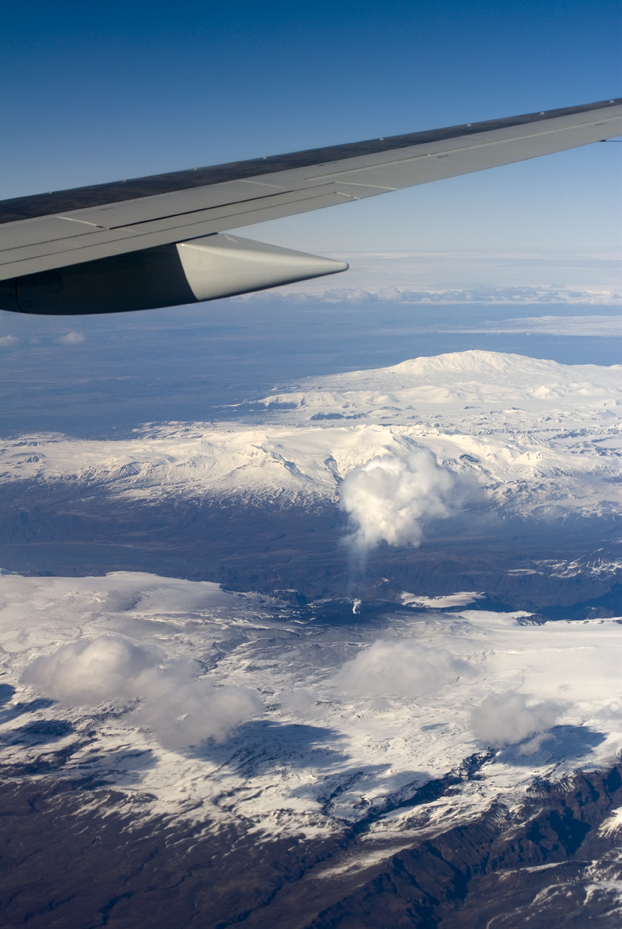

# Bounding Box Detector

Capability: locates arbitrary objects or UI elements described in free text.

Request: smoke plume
[339,449,470,560]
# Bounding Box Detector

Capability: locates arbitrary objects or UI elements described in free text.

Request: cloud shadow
[0,718,75,745]
[496,725,607,767]
[189,719,349,774]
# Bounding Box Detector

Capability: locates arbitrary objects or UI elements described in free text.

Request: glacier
[0,570,621,836]
[1,351,620,526]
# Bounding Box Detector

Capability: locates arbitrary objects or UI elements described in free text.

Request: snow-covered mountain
[1,570,621,834]
[1,571,621,926]
[2,351,622,925]
[1,351,620,525]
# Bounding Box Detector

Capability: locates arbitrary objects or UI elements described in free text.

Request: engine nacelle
[0,234,348,315]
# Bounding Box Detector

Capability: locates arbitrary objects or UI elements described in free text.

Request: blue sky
[1,0,620,260]
[0,1,620,433]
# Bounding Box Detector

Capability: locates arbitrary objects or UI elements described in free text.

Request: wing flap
[0,215,107,251]
[60,178,292,229]
[0,188,354,279]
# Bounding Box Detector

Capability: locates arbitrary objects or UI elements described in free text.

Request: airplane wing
[0,98,620,314]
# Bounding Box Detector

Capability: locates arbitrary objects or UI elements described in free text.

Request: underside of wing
[0,97,620,314]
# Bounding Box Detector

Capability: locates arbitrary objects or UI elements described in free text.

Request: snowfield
[1,351,620,523]
[2,350,622,921]
[0,571,621,842]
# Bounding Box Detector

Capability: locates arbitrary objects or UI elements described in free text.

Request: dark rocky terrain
[1,758,621,928]
[0,480,620,619]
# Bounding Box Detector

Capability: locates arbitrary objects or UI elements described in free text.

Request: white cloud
[0,334,18,348]
[58,331,85,345]
[452,315,622,337]
[236,285,622,306]
[134,674,262,750]
[336,640,472,698]
[20,635,163,704]
[470,692,563,752]
[339,449,471,556]
[20,634,262,749]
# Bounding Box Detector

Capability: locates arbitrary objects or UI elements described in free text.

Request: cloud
[449,315,622,338]
[236,285,622,306]
[470,692,563,752]
[134,675,261,750]
[336,640,472,698]
[20,635,261,749]
[21,635,163,704]
[59,331,85,345]
[0,334,18,348]
[339,449,472,556]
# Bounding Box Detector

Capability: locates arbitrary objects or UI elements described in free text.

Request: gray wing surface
[0,98,620,282]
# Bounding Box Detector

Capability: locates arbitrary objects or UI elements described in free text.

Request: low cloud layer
[470,692,563,753]
[340,449,471,557]
[21,635,261,750]
[237,285,621,306]
[336,640,472,698]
